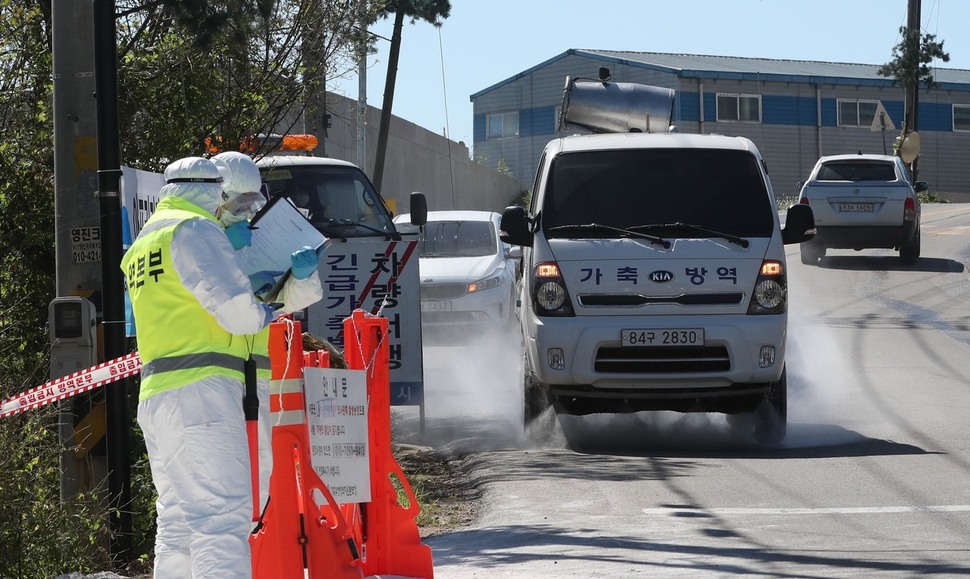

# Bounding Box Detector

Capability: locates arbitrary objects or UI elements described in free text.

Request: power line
[438,27,456,209]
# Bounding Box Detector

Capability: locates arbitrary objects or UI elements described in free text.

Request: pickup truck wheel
[899,228,920,264]
[753,368,787,445]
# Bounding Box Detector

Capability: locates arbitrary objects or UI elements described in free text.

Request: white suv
[502,128,815,445]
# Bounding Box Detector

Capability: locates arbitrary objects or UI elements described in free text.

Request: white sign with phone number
[71,227,101,263]
[304,366,371,504]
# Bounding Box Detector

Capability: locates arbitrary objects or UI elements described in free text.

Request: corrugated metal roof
[471,49,970,99]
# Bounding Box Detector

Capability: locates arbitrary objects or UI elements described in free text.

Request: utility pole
[905,0,921,180]
[51,0,103,504]
[93,0,132,563]
[357,43,367,170]
[372,9,404,192]
[53,0,131,564]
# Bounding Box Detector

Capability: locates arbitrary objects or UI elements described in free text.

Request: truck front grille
[578,293,744,307]
[595,345,730,373]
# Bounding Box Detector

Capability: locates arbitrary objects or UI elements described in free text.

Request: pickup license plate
[839,202,874,212]
[421,301,452,312]
[621,328,705,347]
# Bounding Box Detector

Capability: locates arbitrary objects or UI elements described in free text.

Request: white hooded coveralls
[129,157,274,579]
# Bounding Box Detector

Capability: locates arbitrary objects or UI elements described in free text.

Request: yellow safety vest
[253,326,272,381]
[121,196,252,400]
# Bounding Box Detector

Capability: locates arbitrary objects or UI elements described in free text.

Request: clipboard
[237,196,328,302]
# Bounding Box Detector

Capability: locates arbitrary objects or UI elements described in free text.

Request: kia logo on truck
[649,270,673,282]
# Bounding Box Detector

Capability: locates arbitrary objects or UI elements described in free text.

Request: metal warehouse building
[471,50,970,201]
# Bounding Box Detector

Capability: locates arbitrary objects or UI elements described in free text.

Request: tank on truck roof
[559,73,675,135]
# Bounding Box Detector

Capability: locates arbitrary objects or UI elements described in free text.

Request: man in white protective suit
[121,156,276,578]
[210,150,323,524]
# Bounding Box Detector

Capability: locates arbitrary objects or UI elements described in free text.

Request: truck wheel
[800,243,823,265]
[522,353,560,445]
[754,368,787,445]
[523,355,550,425]
[899,228,920,264]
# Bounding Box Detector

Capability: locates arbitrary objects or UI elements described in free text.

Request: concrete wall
[321,92,527,217]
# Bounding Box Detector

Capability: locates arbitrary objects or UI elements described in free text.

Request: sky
[329,0,970,153]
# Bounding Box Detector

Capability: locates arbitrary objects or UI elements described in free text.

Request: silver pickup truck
[796,153,927,265]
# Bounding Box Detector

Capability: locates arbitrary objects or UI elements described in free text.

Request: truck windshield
[542,148,775,238]
[260,165,397,239]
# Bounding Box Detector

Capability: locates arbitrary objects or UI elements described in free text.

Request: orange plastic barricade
[303,349,329,369]
[250,319,364,579]
[344,309,435,579]
[302,348,367,557]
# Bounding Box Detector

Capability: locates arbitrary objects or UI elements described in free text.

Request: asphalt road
[394,203,970,578]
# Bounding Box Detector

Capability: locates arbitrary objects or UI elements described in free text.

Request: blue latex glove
[290,246,320,280]
[258,303,276,327]
[225,221,253,250]
[250,270,284,298]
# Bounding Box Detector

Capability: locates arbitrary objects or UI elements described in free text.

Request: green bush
[919,190,949,204]
[0,409,111,578]
[0,387,156,578]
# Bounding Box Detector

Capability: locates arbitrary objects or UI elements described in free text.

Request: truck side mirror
[914,181,929,193]
[500,205,534,247]
[409,191,427,226]
[782,203,815,245]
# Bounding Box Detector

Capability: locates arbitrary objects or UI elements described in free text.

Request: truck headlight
[536,281,566,310]
[532,261,574,317]
[747,260,786,315]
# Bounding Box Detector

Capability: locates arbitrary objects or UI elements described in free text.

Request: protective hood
[212,151,265,226]
[159,156,224,216]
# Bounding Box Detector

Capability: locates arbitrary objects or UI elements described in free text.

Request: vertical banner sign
[307,239,424,407]
[303,366,370,504]
[119,166,164,243]
[119,166,164,337]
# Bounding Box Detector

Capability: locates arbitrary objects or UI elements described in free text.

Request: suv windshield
[259,164,396,238]
[542,148,774,238]
[418,220,496,258]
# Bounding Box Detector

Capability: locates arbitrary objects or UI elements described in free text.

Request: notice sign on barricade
[304,367,370,504]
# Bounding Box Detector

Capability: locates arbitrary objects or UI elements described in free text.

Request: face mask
[219,190,267,219]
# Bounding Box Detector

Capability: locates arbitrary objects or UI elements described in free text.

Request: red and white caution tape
[0,352,142,420]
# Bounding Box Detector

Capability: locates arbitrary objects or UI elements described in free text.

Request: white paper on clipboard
[236,196,328,301]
